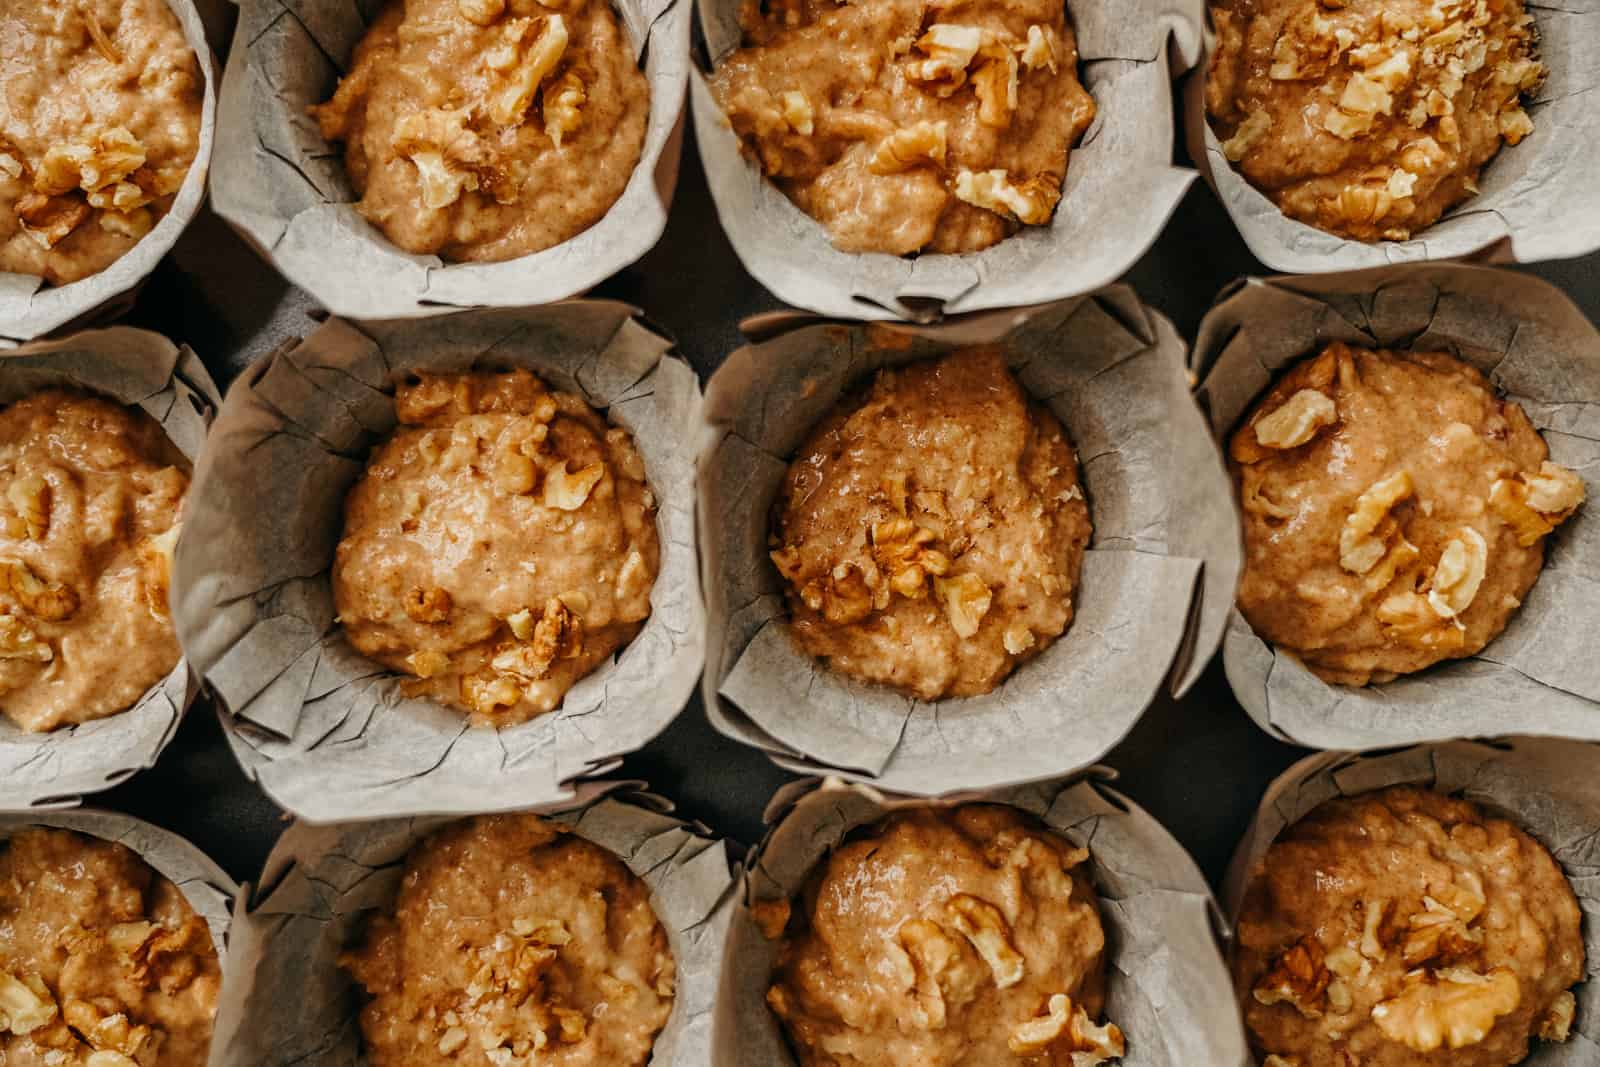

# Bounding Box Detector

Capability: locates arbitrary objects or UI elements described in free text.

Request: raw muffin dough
[1233,787,1584,1067]
[0,389,188,733]
[0,0,203,285]
[769,348,1091,701]
[333,369,659,726]
[0,828,221,1067]
[710,0,1096,254]
[340,813,675,1067]
[1206,0,1544,242]
[312,0,649,263]
[760,804,1124,1066]
[1229,342,1585,686]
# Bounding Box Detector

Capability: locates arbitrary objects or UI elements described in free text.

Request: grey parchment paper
[0,329,221,811]
[0,0,218,345]
[690,0,1204,322]
[1192,263,1600,751]
[700,287,1242,794]
[210,0,688,320]
[1223,738,1600,1066]
[717,774,1251,1066]
[210,782,736,1067]
[1183,5,1600,274]
[0,808,237,960]
[172,302,704,822]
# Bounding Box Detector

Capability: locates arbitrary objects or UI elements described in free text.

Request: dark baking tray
[97,120,1600,896]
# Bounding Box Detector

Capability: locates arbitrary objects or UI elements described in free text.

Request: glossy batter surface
[312,0,649,263]
[1233,787,1584,1067]
[0,389,187,733]
[340,814,675,1067]
[0,828,221,1067]
[1206,0,1543,242]
[710,0,1095,254]
[333,370,659,726]
[0,0,202,285]
[762,805,1123,1066]
[770,348,1090,701]
[1230,343,1584,686]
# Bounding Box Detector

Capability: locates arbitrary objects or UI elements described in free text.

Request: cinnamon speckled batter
[340,814,675,1067]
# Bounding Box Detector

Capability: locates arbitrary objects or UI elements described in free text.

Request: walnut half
[1370,966,1521,1052]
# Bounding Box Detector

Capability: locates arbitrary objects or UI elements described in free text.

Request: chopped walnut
[459,0,505,25]
[1425,527,1486,620]
[16,192,90,249]
[411,150,480,210]
[406,649,450,679]
[3,559,79,622]
[1489,462,1585,546]
[6,472,50,540]
[1222,108,1272,161]
[934,572,991,638]
[1254,389,1338,450]
[898,917,983,1029]
[492,597,582,682]
[953,168,1059,225]
[487,16,569,127]
[1254,937,1330,1018]
[34,128,146,196]
[1370,966,1521,1052]
[402,585,453,624]
[1007,993,1125,1060]
[1009,992,1072,1054]
[1402,889,1484,965]
[778,90,814,136]
[615,548,652,602]
[0,971,59,1035]
[871,518,951,599]
[545,73,587,147]
[1339,471,1414,574]
[869,121,948,174]
[63,997,157,1060]
[543,461,604,510]
[98,207,154,239]
[1018,25,1057,73]
[944,893,1024,988]
[905,24,988,92]
[972,52,1020,128]
[1537,989,1575,1042]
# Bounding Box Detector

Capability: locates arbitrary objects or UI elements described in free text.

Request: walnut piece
[871,518,951,599]
[403,585,453,624]
[34,128,146,196]
[1008,993,1125,1061]
[488,16,569,127]
[944,893,1023,988]
[972,52,1019,128]
[953,168,1058,225]
[1254,937,1330,1018]
[1018,25,1057,73]
[1370,966,1520,1052]
[1222,109,1272,161]
[6,472,50,539]
[1254,389,1338,450]
[491,596,582,681]
[778,91,813,136]
[459,0,505,25]
[545,73,587,147]
[1538,989,1576,1043]
[1339,471,1414,574]
[1402,887,1485,966]
[905,24,987,91]
[1425,527,1486,620]
[3,559,79,621]
[1489,462,1585,546]
[543,461,604,510]
[898,916,982,1029]
[869,122,948,175]
[0,971,58,1035]
[934,572,991,638]
[16,192,90,249]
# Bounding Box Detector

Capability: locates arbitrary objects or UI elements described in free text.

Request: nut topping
[944,893,1024,988]
[1370,966,1520,1052]
[1253,389,1338,450]
[1425,527,1486,620]
[1339,471,1414,574]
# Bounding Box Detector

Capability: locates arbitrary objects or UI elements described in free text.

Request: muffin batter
[0,0,203,285]
[0,389,188,733]
[769,348,1091,701]
[1230,343,1584,686]
[1206,0,1544,242]
[710,0,1096,254]
[340,814,675,1067]
[0,827,221,1067]
[333,369,659,726]
[1233,787,1584,1067]
[312,0,649,262]
[762,804,1123,1066]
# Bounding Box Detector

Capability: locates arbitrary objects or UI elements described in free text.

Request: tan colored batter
[312,0,649,263]
[1230,343,1584,686]
[1234,787,1584,1067]
[769,348,1091,701]
[761,805,1123,1066]
[1206,0,1543,242]
[710,0,1095,254]
[333,370,659,726]
[0,828,221,1067]
[0,0,202,285]
[341,814,675,1067]
[0,389,188,733]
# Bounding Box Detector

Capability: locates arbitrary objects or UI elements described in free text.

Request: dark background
[101,102,1600,892]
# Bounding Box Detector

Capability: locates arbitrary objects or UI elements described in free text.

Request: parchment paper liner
[0,0,218,344]
[690,0,1204,322]
[1192,263,1600,750]
[210,0,689,320]
[700,287,1242,794]
[209,781,736,1067]
[0,329,221,810]
[1222,738,1600,1066]
[1182,6,1600,274]
[172,302,704,822]
[0,808,237,964]
[717,773,1251,1066]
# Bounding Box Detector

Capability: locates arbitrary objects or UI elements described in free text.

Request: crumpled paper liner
[0,0,218,344]
[210,0,689,320]
[690,0,1204,322]
[1192,263,1600,751]
[700,287,1241,794]
[718,774,1251,1066]
[210,782,736,1067]
[1182,6,1600,274]
[0,808,237,960]
[172,302,704,822]
[1223,738,1600,1067]
[0,329,221,810]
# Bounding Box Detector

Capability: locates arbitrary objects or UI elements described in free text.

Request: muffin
[768,348,1090,701]
[0,0,203,285]
[1229,342,1585,686]
[0,389,189,733]
[709,0,1095,254]
[0,827,221,1066]
[759,804,1124,1065]
[1205,0,1544,242]
[340,813,675,1067]
[1232,786,1584,1066]
[311,0,650,263]
[332,369,659,726]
